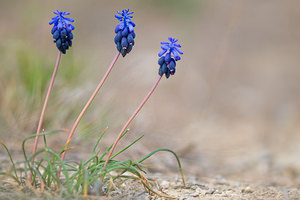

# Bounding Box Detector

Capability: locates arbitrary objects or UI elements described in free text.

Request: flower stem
[30,51,62,181]
[102,75,163,174]
[60,52,120,164]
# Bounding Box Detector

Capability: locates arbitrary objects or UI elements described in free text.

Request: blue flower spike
[49,10,75,54]
[158,37,183,78]
[114,9,136,57]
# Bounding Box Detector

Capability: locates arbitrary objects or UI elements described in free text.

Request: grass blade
[99,130,129,161]
[0,141,20,184]
[91,127,108,156]
[110,135,144,160]
[138,148,185,186]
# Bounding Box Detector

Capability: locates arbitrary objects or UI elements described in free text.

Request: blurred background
[1,0,300,187]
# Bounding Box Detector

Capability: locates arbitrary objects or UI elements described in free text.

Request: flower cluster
[49,10,75,54]
[114,9,136,57]
[158,37,183,78]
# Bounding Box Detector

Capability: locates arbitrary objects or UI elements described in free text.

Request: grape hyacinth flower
[158,37,183,78]
[102,37,183,174]
[59,10,140,173]
[31,10,75,181]
[114,9,136,57]
[49,10,75,54]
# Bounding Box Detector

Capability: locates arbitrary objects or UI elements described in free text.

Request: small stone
[119,182,127,189]
[243,186,254,193]
[160,180,170,188]
[193,188,201,197]
[206,188,216,194]
[195,183,208,189]
[191,185,197,190]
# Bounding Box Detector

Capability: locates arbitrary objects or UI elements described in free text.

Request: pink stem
[60,52,120,167]
[102,75,162,172]
[30,51,62,181]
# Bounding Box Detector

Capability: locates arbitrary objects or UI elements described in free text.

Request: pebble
[243,186,254,193]
[160,180,170,188]
[193,188,201,197]
[191,185,197,190]
[205,188,216,194]
[195,183,208,189]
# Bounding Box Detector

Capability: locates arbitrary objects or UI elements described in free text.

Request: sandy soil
[0,174,299,200]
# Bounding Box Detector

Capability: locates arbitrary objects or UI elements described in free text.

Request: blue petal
[64,20,70,25]
[57,22,63,29]
[119,22,125,30]
[161,42,169,45]
[64,17,74,22]
[174,43,181,48]
[115,15,123,21]
[65,22,74,31]
[128,24,134,33]
[175,47,183,54]
[172,50,181,60]
[158,49,167,57]
[161,45,169,50]
[115,10,135,33]
[129,21,135,27]
[168,37,173,42]
[49,19,56,25]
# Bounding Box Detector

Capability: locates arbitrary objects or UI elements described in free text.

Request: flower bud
[122,27,129,37]
[158,57,165,66]
[121,37,128,49]
[121,49,127,57]
[169,65,176,75]
[61,29,67,37]
[53,30,60,39]
[116,42,122,52]
[56,39,62,48]
[165,68,171,78]
[114,31,122,44]
[127,33,134,45]
[127,44,133,53]
[161,63,167,74]
[165,53,171,63]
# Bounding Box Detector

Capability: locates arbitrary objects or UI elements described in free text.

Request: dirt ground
[1,0,300,199]
[0,174,299,200]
